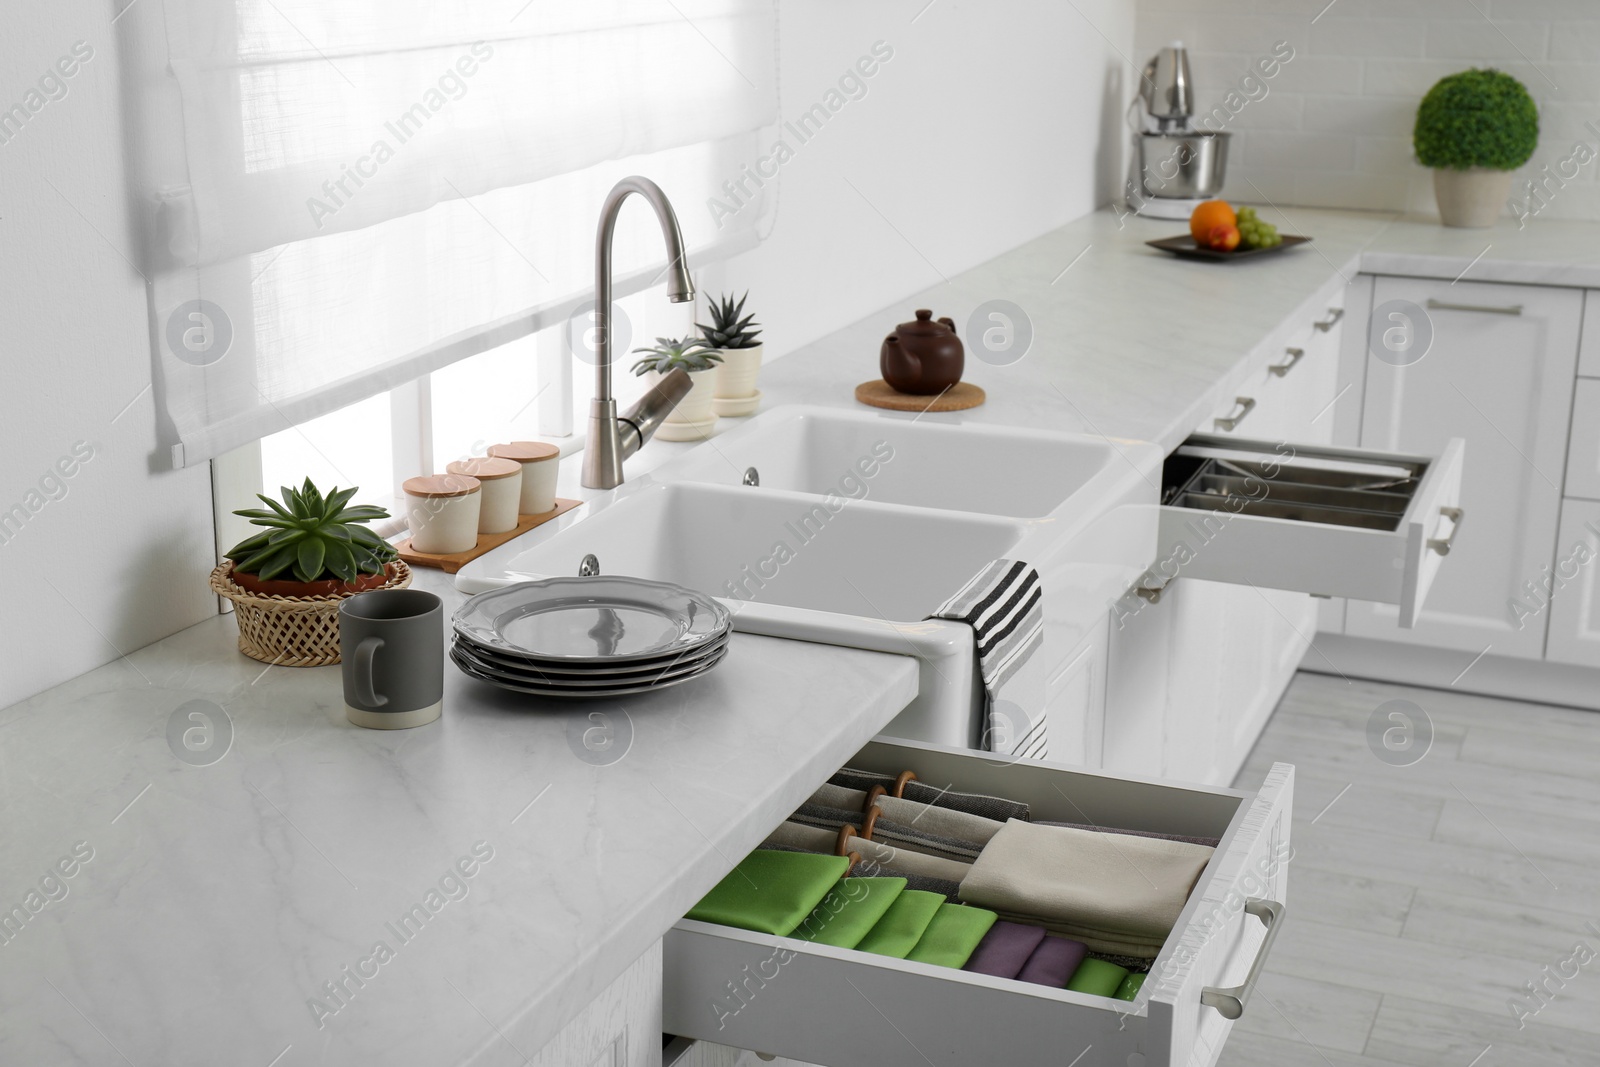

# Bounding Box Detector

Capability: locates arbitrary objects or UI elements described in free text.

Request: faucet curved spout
[583,176,697,491]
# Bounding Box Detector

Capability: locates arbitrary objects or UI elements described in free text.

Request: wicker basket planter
[209,560,412,667]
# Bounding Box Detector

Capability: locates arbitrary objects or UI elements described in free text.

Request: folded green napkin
[686,851,851,936]
[1115,972,1146,1001]
[793,877,908,949]
[1066,957,1130,998]
[905,904,998,968]
[855,890,946,959]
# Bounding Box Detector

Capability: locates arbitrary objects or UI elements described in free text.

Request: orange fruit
[1206,224,1241,252]
[1189,200,1235,242]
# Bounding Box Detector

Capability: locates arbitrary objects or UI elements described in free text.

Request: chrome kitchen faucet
[581,176,698,490]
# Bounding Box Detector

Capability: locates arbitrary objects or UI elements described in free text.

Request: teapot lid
[896,309,951,336]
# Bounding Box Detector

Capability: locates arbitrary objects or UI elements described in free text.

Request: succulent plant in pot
[697,291,765,412]
[632,336,723,438]
[210,478,410,666]
[1414,68,1538,228]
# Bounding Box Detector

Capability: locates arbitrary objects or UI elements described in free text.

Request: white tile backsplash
[1136,0,1600,222]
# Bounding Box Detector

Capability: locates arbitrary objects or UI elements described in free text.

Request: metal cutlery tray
[1161,443,1430,534]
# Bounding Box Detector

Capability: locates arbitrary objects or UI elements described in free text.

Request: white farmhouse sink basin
[457,406,1161,749]
[471,480,1022,621]
[662,406,1122,519]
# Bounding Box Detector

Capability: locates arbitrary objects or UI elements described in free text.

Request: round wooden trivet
[854,379,986,412]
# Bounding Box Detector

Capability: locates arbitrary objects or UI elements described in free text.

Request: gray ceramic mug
[339,589,444,729]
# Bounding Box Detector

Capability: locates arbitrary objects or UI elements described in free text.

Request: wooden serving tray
[396,498,580,574]
[855,379,986,412]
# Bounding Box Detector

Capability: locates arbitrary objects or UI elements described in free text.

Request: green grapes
[1234,206,1281,250]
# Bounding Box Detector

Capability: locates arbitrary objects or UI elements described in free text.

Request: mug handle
[353,636,388,707]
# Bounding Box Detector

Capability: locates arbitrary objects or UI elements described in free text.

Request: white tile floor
[1223,673,1600,1066]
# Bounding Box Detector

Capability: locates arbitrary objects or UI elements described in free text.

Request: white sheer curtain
[130,0,777,466]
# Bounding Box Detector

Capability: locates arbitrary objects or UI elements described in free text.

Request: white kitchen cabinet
[1577,290,1600,377]
[664,737,1295,1067]
[1347,278,1581,659]
[1103,584,1174,781]
[1044,615,1110,768]
[1542,499,1600,668]
[1104,291,1370,787]
[530,941,662,1067]
[1562,377,1600,502]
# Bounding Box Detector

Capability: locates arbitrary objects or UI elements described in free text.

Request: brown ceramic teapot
[880,309,964,395]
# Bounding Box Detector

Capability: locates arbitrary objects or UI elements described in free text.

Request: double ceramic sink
[456,406,1161,746]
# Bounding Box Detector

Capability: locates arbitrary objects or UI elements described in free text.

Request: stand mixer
[1128,42,1231,220]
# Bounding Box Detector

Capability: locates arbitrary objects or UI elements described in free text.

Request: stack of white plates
[451,576,731,698]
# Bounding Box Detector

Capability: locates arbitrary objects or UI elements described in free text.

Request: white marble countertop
[6,202,1598,1067]
[0,566,918,1066]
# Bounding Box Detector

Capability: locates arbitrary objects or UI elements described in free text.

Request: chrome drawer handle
[1313,307,1343,331]
[1427,506,1464,556]
[1214,396,1256,432]
[1268,347,1304,377]
[1426,298,1523,316]
[1201,898,1285,1020]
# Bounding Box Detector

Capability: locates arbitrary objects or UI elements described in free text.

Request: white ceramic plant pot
[655,368,719,441]
[712,343,763,399]
[664,368,718,424]
[1433,167,1512,228]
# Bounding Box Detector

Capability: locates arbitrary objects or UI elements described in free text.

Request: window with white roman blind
[124,0,778,470]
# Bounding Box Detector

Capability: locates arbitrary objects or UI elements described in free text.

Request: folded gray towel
[791,803,981,863]
[808,784,1004,849]
[829,768,1031,822]
[843,833,974,885]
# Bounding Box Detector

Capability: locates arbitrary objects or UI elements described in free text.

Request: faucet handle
[618,367,694,457]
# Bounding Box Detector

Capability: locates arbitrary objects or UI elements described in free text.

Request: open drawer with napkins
[664,737,1293,1067]
[1155,433,1466,627]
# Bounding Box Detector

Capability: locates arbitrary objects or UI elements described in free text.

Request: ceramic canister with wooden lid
[487,441,561,514]
[446,457,523,533]
[403,474,482,554]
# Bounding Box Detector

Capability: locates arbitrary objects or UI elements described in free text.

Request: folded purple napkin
[1016,935,1089,987]
[962,920,1047,980]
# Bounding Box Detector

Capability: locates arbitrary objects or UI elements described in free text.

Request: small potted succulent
[209,478,410,666]
[1414,68,1538,228]
[632,335,723,440]
[697,291,764,415]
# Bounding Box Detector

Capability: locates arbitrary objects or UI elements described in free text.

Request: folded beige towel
[808,784,1004,848]
[958,820,1213,956]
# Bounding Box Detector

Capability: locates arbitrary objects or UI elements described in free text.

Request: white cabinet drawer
[1156,433,1466,628]
[663,738,1294,1067]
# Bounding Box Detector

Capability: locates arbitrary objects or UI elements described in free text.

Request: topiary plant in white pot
[1414,68,1539,228]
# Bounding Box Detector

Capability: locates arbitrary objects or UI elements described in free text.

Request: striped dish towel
[927,559,1048,761]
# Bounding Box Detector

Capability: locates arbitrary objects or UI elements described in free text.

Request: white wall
[727,0,1137,359]
[1136,0,1600,221]
[0,9,216,708]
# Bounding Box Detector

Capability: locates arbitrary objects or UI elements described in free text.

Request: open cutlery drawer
[1156,433,1467,627]
[664,737,1294,1067]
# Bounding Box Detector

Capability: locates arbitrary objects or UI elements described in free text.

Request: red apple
[1206,224,1241,252]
